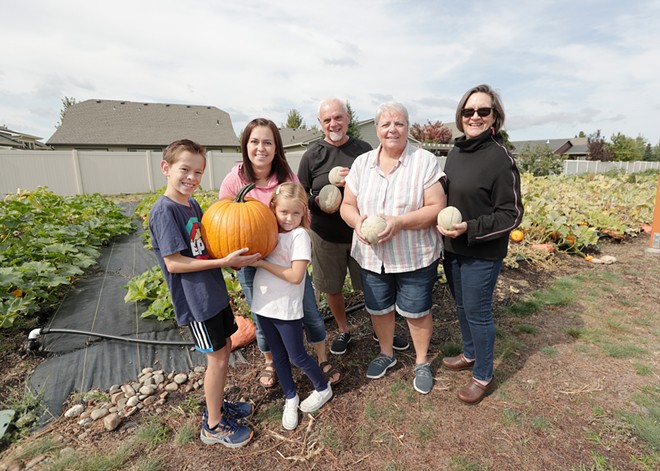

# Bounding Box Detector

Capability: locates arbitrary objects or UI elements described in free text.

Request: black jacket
[443,129,524,260]
[297,137,372,243]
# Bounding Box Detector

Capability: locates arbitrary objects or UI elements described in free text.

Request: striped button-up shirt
[345,143,444,273]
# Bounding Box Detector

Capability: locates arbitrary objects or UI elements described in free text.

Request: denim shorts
[361,260,439,319]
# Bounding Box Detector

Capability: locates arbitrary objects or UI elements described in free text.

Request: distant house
[280,127,323,153]
[279,119,459,155]
[46,99,239,152]
[0,125,49,150]
[511,137,589,160]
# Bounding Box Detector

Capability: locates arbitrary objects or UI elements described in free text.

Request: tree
[587,130,613,161]
[610,133,646,161]
[56,96,77,129]
[499,129,514,151]
[409,120,452,144]
[346,101,361,139]
[284,109,305,129]
[516,144,565,176]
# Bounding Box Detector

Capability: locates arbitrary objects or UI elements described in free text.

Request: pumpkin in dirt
[361,216,387,245]
[437,206,462,231]
[510,229,524,242]
[201,184,278,260]
[318,184,342,213]
[328,166,345,185]
[230,315,256,351]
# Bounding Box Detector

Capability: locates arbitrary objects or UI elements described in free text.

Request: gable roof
[511,137,589,156]
[46,99,238,147]
[0,125,48,149]
[279,127,323,149]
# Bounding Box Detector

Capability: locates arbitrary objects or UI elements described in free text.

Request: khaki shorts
[309,230,362,294]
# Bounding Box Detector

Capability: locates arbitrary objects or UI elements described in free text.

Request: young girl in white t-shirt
[250,182,333,430]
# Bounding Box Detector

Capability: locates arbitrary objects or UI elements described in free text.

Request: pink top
[219,163,300,205]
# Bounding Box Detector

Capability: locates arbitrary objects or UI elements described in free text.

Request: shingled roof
[46,99,239,148]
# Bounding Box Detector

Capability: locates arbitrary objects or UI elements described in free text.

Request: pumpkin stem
[235,183,256,202]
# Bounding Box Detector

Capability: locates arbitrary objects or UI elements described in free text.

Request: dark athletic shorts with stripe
[188,305,238,353]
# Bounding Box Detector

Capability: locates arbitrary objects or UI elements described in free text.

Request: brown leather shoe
[457,377,495,404]
[441,354,475,371]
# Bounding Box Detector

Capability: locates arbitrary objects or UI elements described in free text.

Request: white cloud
[1,0,659,144]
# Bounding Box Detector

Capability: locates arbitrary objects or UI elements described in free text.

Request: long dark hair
[240,118,294,184]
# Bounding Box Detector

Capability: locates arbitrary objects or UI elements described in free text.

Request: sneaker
[202,400,254,425]
[200,415,253,448]
[282,394,300,430]
[222,400,254,421]
[299,384,333,413]
[330,332,352,355]
[413,363,434,394]
[366,354,397,379]
[372,333,410,351]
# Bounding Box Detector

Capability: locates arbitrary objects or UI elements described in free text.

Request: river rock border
[62,366,208,434]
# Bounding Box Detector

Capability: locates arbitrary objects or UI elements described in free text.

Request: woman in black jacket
[438,84,524,404]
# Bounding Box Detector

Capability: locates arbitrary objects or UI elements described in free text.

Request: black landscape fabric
[28,203,245,422]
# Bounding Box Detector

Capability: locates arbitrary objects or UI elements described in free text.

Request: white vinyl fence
[0,150,304,196]
[1,149,658,196]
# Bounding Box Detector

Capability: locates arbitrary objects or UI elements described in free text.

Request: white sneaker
[282,394,299,430]
[299,383,333,413]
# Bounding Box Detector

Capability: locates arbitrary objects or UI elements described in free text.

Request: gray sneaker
[372,333,410,351]
[413,363,434,394]
[366,354,397,379]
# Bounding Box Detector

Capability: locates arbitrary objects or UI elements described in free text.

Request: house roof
[0,125,48,149]
[46,99,239,147]
[279,127,323,148]
[511,137,589,155]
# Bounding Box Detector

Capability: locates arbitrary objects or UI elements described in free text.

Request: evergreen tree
[56,96,77,129]
[346,101,361,139]
[284,109,305,129]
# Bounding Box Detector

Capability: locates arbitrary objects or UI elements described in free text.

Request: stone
[64,404,85,418]
[141,367,154,374]
[164,382,179,392]
[111,391,124,404]
[77,417,92,427]
[109,384,120,394]
[126,396,139,407]
[103,413,121,431]
[121,384,136,397]
[139,385,155,396]
[142,395,158,407]
[116,397,128,410]
[193,366,206,374]
[173,373,188,384]
[153,373,165,385]
[90,408,109,420]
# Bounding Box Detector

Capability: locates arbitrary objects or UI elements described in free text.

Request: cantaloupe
[328,166,345,185]
[361,216,387,244]
[318,184,342,213]
[437,206,462,231]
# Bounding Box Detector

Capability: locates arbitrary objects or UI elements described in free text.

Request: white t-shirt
[251,227,311,321]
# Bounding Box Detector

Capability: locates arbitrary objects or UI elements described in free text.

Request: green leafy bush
[0,187,134,328]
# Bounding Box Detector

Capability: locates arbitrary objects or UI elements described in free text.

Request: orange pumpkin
[201,184,278,260]
[510,229,524,242]
[230,315,256,351]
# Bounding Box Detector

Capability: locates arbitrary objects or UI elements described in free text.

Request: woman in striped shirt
[340,102,447,395]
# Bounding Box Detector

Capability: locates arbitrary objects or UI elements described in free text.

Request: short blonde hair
[270,182,310,229]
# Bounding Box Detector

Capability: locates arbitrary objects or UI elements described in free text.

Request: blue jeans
[237,266,326,353]
[361,260,438,318]
[443,252,502,381]
[255,315,328,399]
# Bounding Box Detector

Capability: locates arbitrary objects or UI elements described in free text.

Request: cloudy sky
[2,0,659,144]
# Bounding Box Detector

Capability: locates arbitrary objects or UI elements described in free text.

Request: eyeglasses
[460,107,493,118]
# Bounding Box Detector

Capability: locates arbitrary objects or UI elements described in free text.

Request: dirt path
[1,235,658,470]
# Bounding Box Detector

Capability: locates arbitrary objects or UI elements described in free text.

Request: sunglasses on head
[460,107,493,118]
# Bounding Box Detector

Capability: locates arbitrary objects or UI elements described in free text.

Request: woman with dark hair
[219,118,340,389]
[438,85,524,404]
